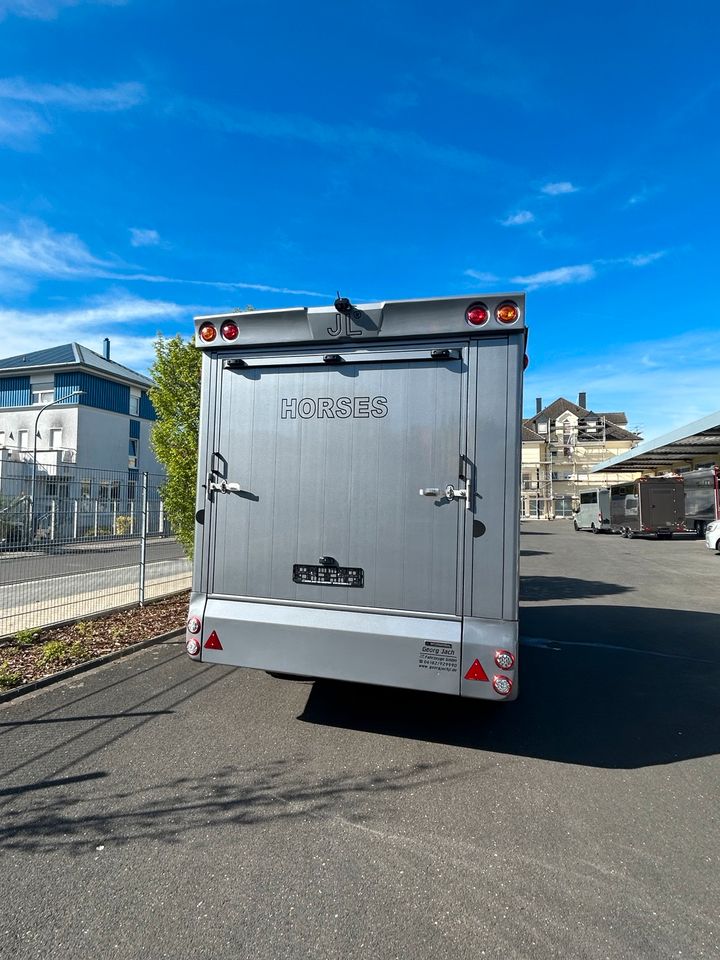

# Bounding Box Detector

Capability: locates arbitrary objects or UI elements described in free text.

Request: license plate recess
[293,564,364,587]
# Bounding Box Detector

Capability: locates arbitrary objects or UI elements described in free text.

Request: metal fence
[0,463,191,638]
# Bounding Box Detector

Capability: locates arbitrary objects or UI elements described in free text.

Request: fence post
[139,471,149,606]
[50,500,56,541]
[73,499,78,540]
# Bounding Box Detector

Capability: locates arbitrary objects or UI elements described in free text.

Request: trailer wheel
[573,520,580,531]
[626,530,635,539]
[591,524,599,534]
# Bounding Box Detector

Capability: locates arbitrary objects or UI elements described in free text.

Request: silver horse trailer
[609,477,685,539]
[682,466,720,537]
[185,293,526,701]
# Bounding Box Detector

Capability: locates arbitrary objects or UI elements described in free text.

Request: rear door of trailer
[201,344,470,692]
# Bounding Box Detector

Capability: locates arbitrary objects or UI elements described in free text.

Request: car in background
[705,520,720,553]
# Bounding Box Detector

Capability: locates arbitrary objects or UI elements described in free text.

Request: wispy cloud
[0,219,328,298]
[0,219,116,277]
[0,77,145,111]
[512,263,596,289]
[464,269,500,283]
[509,249,667,290]
[524,329,720,441]
[0,292,191,372]
[0,104,49,148]
[499,210,535,227]
[0,0,126,22]
[180,98,518,178]
[540,181,579,196]
[129,227,162,248]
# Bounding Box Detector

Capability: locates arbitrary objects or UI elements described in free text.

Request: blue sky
[0,0,718,439]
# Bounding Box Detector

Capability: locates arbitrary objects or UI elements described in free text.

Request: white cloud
[464,269,499,283]
[511,263,596,289]
[0,0,126,21]
[626,251,666,268]
[0,104,49,147]
[129,228,161,248]
[0,293,192,372]
[0,219,116,278]
[0,78,145,111]
[499,210,534,227]
[182,98,517,178]
[0,219,328,297]
[524,329,720,442]
[541,181,579,195]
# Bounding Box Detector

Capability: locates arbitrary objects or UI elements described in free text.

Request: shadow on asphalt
[0,757,463,854]
[520,576,633,600]
[519,549,550,557]
[299,604,720,770]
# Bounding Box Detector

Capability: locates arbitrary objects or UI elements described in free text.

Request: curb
[0,628,184,705]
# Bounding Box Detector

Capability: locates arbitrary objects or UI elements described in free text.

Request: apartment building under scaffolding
[522,393,642,519]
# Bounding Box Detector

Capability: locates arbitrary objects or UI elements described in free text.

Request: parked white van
[573,488,611,533]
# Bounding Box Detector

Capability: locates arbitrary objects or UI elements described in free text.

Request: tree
[149,335,202,558]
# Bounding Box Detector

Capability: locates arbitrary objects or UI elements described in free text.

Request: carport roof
[591,410,720,473]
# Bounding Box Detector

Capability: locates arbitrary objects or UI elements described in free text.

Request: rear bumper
[186,596,518,700]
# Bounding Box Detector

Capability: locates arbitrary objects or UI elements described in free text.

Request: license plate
[293,564,364,587]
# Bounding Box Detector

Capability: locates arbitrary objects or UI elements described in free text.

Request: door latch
[445,483,471,509]
[208,476,242,494]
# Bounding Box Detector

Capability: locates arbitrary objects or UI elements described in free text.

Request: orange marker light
[496,302,519,324]
[199,323,217,342]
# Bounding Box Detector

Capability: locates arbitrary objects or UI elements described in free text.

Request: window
[110,481,121,501]
[18,429,29,449]
[49,428,63,449]
[0,431,5,446]
[31,390,55,405]
[98,481,110,501]
[81,479,92,499]
[580,491,598,504]
[45,477,69,499]
[128,438,138,467]
[130,394,140,416]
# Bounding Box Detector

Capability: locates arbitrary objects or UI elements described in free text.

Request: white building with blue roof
[0,340,163,539]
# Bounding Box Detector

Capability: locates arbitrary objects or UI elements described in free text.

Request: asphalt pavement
[0,521,718,960]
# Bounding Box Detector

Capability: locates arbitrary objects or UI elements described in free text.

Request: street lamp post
[29,389,84,542]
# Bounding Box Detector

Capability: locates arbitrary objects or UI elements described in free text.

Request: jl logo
[327,310,364,338]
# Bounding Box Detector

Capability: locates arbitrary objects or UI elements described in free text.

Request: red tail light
[466,303,489,326]
[187,616,201,634]
[221,320,239,341]
[186,637,201,656]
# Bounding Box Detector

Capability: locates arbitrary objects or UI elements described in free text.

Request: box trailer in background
[682,466,720,537]
[573,487,611,533]
[609,477,685,539]
[185,293,526,700]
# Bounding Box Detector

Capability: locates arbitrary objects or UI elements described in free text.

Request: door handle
[419,488,440,497]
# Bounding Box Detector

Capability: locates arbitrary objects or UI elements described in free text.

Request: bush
[0,661,23,689]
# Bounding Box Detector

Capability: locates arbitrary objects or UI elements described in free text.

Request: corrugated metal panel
[139,391,156,421]
[129,419,141,439]
[56,372,130,414]
[0,376,31,407]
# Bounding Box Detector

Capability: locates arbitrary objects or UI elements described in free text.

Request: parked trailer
[185,293,526,700]
[573,488,611,533]
[682,466,720,537]
[608,477,685,539]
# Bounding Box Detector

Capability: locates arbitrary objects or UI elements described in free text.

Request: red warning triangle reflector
[464,658,489,681]
[204,630,223,651]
